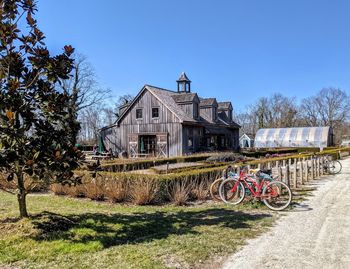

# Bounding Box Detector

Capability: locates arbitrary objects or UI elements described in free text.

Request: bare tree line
[66,55,350,145]
[58,54,135,144]
[235,88,350,143]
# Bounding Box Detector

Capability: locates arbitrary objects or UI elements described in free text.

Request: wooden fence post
[315,158,318,179]
[285,164,290,187]
[279,166,283,182]
[293,158,297,188]
[276,161,282,181]
[305,159,309,182]
[320,156,324,176]
[310,158,314,180]
[300,157,304,184]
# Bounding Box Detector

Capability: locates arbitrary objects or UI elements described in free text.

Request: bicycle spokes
[262,181,292,211]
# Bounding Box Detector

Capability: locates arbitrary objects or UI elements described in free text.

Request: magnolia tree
[0,0,82,218]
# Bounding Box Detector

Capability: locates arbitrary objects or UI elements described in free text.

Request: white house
[239,133,254,148]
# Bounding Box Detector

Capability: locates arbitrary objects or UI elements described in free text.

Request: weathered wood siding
[218,109,232,122]
[200,107,217,122]
[182,125,202,154]
[177,100,199,119]
[178,103,194,118]
[102,89,183,156]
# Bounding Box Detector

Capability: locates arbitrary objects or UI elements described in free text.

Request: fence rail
[230,151,350,189]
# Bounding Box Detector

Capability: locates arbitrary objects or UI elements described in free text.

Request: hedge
[52,164,227,205]
[50,147,350,205]
[99,154,212,172]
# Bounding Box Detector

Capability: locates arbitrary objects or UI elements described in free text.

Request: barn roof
[218,102,232,110]
[171,92,198,103]
[177,72,191,82]
[116,85,196,124]
[146,85,197,123]
[115,84,240,128]
[200,98,217,107]
[254,126,332,148]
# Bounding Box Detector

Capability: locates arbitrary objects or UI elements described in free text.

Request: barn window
[136,108,143,119]
[152,107,159,118]
[193,103,199,119]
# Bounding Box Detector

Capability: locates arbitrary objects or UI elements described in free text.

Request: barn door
[157,134,168,158]
[128,134,138,158]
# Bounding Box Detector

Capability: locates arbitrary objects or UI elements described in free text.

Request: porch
[128,133,168,158]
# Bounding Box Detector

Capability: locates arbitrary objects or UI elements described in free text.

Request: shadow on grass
[29,209,271,249]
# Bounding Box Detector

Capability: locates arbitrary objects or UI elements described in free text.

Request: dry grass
[49,169,224,206]
[130,178,159,205]
[105,179,129,203]
[85,178,106,201]
[66,184,87,198]
[192,178,210,201]
[168,179,193,206]
[51,183,68,195]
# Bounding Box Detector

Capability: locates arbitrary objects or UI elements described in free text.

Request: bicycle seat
[259,169,272,175]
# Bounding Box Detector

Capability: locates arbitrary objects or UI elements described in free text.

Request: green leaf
[33,152,40,160]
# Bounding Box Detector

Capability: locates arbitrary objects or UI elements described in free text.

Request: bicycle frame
[230,171,277,199]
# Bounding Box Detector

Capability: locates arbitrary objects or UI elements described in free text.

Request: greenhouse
[254,126,334,148]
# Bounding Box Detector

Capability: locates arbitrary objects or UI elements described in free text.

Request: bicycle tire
[328,160,342,174]
[209,178,224,201]
[219,178,245,205]
[262,181,292,211]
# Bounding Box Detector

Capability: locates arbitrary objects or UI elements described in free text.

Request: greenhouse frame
[254,126,334,148]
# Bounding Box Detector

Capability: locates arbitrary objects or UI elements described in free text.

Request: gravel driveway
[222,158,350,269]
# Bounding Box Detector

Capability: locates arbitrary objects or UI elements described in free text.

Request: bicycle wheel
[328,160,342,174]
[262,181,292,211]
[219,178,245,205]
[209,178,223,201]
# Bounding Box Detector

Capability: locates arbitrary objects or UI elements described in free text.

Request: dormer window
[136,108,143,119]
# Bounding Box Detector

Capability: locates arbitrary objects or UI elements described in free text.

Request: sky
[36,0,350,112]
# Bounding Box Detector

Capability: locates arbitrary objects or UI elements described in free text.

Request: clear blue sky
[36,0,350,111]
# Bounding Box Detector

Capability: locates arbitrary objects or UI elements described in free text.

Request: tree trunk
[16,171,29,218]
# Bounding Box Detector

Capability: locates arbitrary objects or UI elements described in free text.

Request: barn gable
[101,73,241,157]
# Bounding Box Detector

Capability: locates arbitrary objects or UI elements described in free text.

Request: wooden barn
[100,73,240,158]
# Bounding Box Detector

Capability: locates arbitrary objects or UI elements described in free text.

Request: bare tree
[300,88,350,129]
[234,107,258,135]
[116,94,134,108]
[251,94,298,129]
[102,107,118,126]
[78,106,104,144]
[300,88,350,143]
[59,54,110,112]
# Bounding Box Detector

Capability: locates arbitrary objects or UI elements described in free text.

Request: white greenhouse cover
[254,127,331,148]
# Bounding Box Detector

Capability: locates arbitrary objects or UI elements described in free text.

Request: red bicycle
[218,169,292,211]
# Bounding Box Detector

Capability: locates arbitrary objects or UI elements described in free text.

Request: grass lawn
[0,191,276,269]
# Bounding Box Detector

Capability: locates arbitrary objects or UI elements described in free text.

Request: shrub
[206,153,244,163]
[66,184,87,198]
[168,179,193,206]
[85,178,106,201]
[51,183,68,195]
[105,178,130,203]
[191,178,210,201]
[130,178,159,205]
[100,154,212,173]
